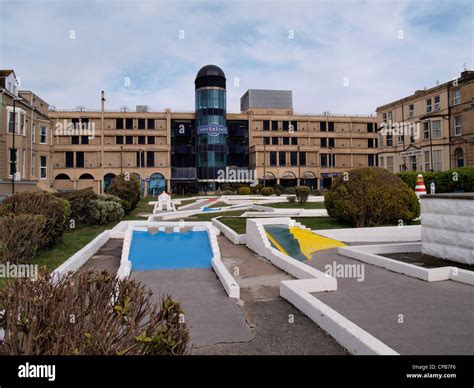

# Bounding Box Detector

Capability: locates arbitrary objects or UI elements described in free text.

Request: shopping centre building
[1,65,380,195]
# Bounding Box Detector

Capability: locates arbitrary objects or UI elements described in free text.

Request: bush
[398,167,474,193]
[288,195,296,203]
[325,167,420,227]
[0,214,46,263]
[93,198,124,225]
[284,187,295,195]
[251,184,263,194]
[106,174,141,212]
[0,271,190,355]
[310,189,322,196]
[238,186,251,195]
[273,183,282,192]
[221,190,234,195]
[295,186,310,206]
[56,188,98,225]
[275,188,282,196]
[261,187,274,196]
[0,192,70,248]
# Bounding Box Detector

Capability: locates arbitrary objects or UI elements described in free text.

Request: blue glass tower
[194,65,227,191]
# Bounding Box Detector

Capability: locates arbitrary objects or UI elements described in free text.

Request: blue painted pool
[129,230,213,271]
[202,207,220,212]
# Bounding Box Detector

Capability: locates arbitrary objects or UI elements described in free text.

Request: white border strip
[211,217,246,244]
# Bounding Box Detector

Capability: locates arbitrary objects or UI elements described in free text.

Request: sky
[0,0,472,115]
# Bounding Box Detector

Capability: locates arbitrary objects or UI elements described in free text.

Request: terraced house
[1,65,379,195]
[376,70,474,173]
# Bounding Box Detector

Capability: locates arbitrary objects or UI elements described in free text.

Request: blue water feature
[202,207,220,212]
[129,230,213,271]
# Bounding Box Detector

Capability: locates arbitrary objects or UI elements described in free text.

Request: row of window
[64,151,155,168]
[262,121,376,133]
[379,151,443,173]
[8,149,47,179]
[268,152,306,167]
[8,112,49,143]
[115,118,156,130]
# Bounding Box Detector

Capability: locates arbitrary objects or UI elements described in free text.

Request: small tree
[106,174,141,212]
[295,186,310,206]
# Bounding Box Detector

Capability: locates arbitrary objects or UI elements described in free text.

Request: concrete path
[191,236,347,354]
[79,238,122,274]
[306,248,474,355]
[315,225,421,243]
[131,268,253,348]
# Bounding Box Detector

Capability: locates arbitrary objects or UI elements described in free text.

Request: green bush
[221,190,235,195]
[93,197,124,225]
[398,167,474,193]
[295,186,310,206]
[0,214,46,263]
[56,188,98,225]
[284,187,296,195]
[310,189,322,196]
[275,188,282,196]
[288,195,296,203]
[106,174,141,213]
[251,184,263,194]
[0,271,190,355]
[325,167,420,227]
[238,186,251,195]
[0,192,70,247]
[261,187,274,196]
[274,183,282,192]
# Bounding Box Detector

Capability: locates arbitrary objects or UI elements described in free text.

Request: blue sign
[197,123,228,137]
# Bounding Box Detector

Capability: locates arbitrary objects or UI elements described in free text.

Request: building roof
[195,65,225,79]
[0,70,15,78]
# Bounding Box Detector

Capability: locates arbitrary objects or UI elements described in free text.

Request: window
[410,155,417,171]
[320,122,327,132]
[433,150,442,171]
[282,121,289,131]
[290,121,297,131]
[386,156,394,173]
[453,89,461,105]
[386,134,393,147]
[116,118,124,129]
[291,137,298,145]
[320,154,328,167]
[76,152,84,168]
[125,118,133,129]
[387,111,393,122]
[290,151,298,166]
[271,121,278,131]
[455,148,464,168]
[328,122,334,132]
[20,113,25,135]
[264,137,270,145]
[138,118,146,129]
[299,152,306,166]
[116,136,124,144]
[125,136,133,145]
[382,113,387,122]
[426,98,432,113]
[8,112,17,134]
[368,154,375,166]
[270,151,277,166]
[71,136,79,144]
[136,151,145,167]
[279,152,286,166]
[40,127,47,144]
[328,138,335,148]
[81,136,89,145]
[379,156,384,167]
[379,133,384,147]
[398,133,404,144]
[423,122,430,139]
[148,136,155,144]
[31,153,35,176]
[368,138,374,148]
[432,120,441,139]
[367,123,374,133]
[40,156,47,179]
[146,151,155,167]
[408,104,414,118]
[454,116,462,136]
[263,120,270,131]
[32,124,36,144]
[147,118,155,130]
[434,95,440,111]
[282,137,289,145]
[9,148,17,177]
[321,138,327,148]
[65,152,74,168]
[272,137,278,145]
[424,151,430,171]
[138,136,146,145]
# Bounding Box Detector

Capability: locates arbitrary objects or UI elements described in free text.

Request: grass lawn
[193,209,247,222]
[266,201,325,209]
[177,199,198,208]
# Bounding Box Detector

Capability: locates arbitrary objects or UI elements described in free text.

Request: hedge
[397,167,474,193]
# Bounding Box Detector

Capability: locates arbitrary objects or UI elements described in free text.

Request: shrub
[261,187,274,196]
[56,188,98,225]
[106,174,141,212]
[398,167,474,193]
[238,186,251,195]
[0,214,46,263]
[325,167,420,227]
[221,190,234,195]
[0,192,70,248]
[275,188,282,196]
[295,186,310,206]
[0,271,190,355]
[274,183,282,192]
[93,198,124,225]
[284,187,296,195]
[251,184,263,194]
[310,189,322,196]
[288,195,296,203]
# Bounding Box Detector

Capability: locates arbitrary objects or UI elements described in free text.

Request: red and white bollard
[415,174,427,198]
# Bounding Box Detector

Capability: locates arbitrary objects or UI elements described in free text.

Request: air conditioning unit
[136,105,149,113]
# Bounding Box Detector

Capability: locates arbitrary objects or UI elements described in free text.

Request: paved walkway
[306,248,474,355]
[79,238,122,274]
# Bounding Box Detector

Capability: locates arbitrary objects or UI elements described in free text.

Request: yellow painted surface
[289,227,346,260]
[265,231,289,256]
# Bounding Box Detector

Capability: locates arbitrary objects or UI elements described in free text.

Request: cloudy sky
[0,0,472,115]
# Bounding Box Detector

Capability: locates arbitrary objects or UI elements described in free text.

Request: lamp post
[263,137,266,187]
[100,91,105,193]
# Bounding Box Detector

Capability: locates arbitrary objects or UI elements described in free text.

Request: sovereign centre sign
[197,123,228,136]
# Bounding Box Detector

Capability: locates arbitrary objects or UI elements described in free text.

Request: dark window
[272,137,278,145]
[282,137,290,145]
[299,152,306,166]
[81,136,89,145]
[282,121,289,131]
[146,151,155,167]
[271,121,278,131]
[328,122,335,132]
[290,151,298,166]
[65,152,74,168]
[270,152,277,166]
[138,136,146,145]
[321,138,327,147]
[71,136,79,144]
[81,118,89,129]
[148,136,155,144]
[116,118,124,129]
[368,154,375,166]
[331,154,336,167]
[263,120,270,131]
[279,152,286,166]
[368,138,374,148]
[147,118,155,129]
[125,118,133,129]
[126,136,133,145]
[320,122,327,132]
[136,151,145,167]
[71,118,79,128]
[291,137,298,145]
[264,137,270,145]
[329,138,335,148]
[291,121,298,131]
[138,118,146,129]
[116,136,124,144]
[321,154,328,167]
[367,123,374,133]
[386,134,393,146]
[76,152,84,168]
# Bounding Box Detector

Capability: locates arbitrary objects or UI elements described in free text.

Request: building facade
[376,70,474,173]
[1,65,379,196]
